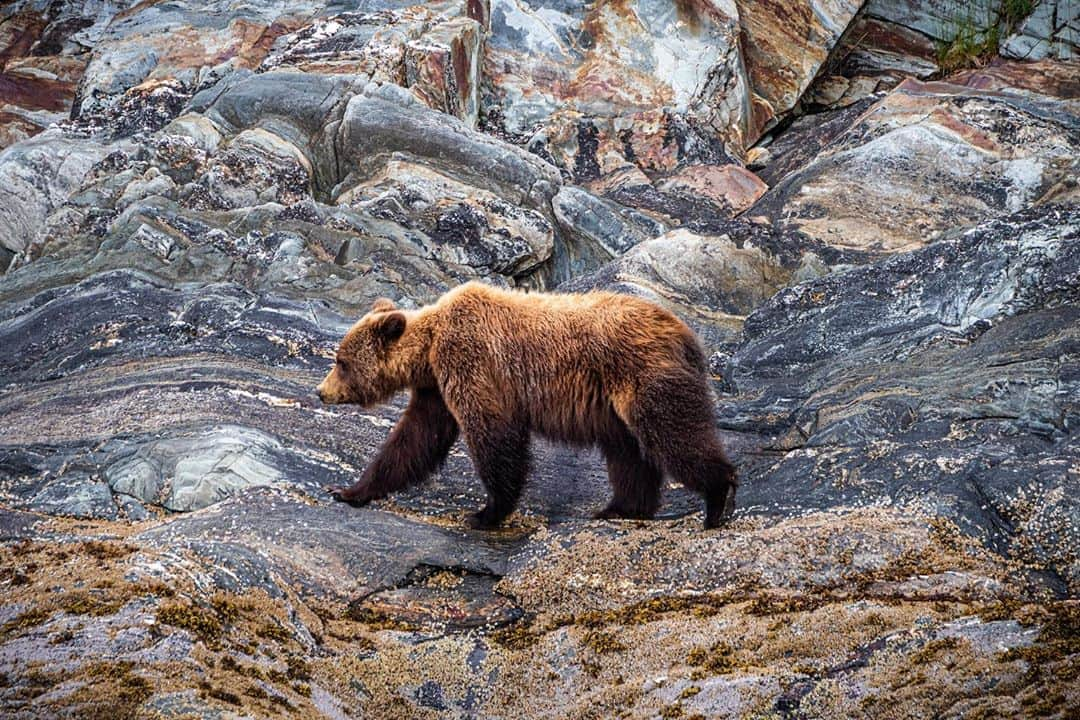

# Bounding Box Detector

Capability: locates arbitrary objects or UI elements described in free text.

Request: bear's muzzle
[316,374,339,404]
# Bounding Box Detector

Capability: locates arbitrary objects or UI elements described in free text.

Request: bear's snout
[316,373,338,404]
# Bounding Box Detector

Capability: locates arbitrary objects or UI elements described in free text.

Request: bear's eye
[336,358,349,373]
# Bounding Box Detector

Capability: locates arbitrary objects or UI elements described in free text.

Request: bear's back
[432,282,703,378]
[428,282,707,443]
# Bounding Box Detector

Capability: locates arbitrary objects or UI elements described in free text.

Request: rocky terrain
[0,0,1077,718]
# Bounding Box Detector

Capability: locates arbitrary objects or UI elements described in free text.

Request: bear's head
[317,298,413,407]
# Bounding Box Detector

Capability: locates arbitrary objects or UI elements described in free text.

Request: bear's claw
[704,483,738,529]
[593,506,650,521]
[466,507,502,530]
[327,486,372,508]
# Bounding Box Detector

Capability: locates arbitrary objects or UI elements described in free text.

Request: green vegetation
[686,641,739,679]
[156,601,224,642]
[581,629,627,654]
[937,0,1036,74]
[1000,0,1037,25]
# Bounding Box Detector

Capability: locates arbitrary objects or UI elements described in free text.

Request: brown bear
[316,282,737,529]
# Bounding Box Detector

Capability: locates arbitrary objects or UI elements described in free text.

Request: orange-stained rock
[657,164,768,217]
[734,0,866,140]
[749,60,1080,254]
[405,18,484,127]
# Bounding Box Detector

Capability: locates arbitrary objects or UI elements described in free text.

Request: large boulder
[0,130,110,265]
[484,0,867,167]
[482,0,864,226]
[732,0,869,140]
[564,223,843,350]
[724,204,1080,590]
[748,61,1080,254]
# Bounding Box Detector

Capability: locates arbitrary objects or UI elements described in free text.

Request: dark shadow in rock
[0,508,42,542]
[347,564,524,632]
[138,487,523,600]
[752,96,878,187]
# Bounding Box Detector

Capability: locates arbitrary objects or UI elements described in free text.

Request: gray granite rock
[550,185,667,263]
[724,204,1080,588]
[0,130,110,259]
[747,64,1080,254]
[106,426,286,512]
[1002,0,1080,60]
[0,7,1078,719]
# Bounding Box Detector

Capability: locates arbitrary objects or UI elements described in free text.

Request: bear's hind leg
[463,422,531,529]
[623,375,738,530]
[595,422,662,520]
[700,454,738,529]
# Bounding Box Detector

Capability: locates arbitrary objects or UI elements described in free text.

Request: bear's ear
[372,311,406,343]
[371,298,396,313]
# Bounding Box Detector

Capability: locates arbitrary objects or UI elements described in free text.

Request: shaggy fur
[317,282,738,529]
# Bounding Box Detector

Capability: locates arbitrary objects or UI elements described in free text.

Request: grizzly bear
[317,282,737,529]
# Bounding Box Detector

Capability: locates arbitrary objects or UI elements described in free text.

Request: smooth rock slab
[184,70,365,197]
[723,204,1080,591]
[0,266,700,528]
[105,425,285,512]
[751,96,878,186]
[0,130,110,259]
[749,65,1080,253]
[336,84,562,209]
[138,487,521,600]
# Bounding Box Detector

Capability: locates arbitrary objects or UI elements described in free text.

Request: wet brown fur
[317,282,737,529]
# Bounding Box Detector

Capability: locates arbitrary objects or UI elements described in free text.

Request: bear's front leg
[327,388,459,506]
[462,422,531,529]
